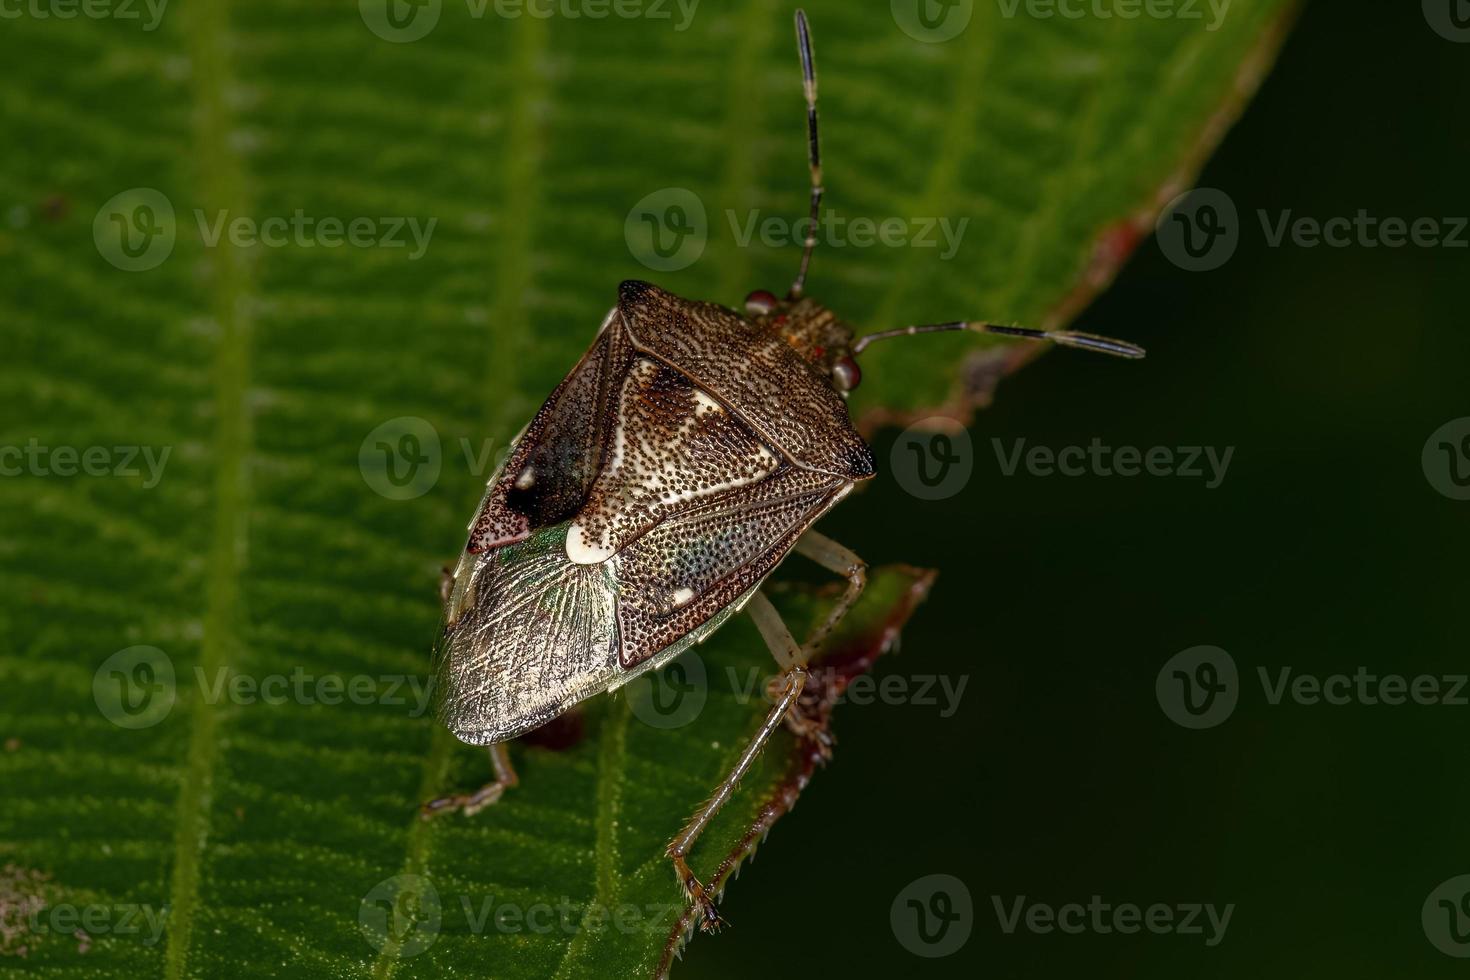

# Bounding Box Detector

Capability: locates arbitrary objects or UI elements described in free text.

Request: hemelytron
[422,9,1143,930]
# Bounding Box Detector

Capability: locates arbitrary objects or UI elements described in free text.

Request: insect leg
[792,529,867,653]
[419,742,520,819]
[665,591,807,931]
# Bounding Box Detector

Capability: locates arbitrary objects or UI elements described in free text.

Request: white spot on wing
[566,520,615,565]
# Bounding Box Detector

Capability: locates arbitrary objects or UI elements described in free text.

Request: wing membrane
[437,524,621,743]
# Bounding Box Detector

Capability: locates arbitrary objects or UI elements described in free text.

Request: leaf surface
[0,1,1293,976]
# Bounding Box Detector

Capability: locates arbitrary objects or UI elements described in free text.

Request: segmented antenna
[852,321,1146,359]
[788,9,822,300]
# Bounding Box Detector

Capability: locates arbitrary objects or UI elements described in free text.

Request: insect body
[423,10,1143,931]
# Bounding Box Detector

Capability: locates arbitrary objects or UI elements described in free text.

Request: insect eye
[744,289,779,316]
[832,355,861,392]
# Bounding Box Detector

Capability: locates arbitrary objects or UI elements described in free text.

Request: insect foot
[419,744,519,819]
[418,782,507,819]
[668,854,725,933]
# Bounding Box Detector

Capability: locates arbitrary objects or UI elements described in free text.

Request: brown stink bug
[421,9,1144,930]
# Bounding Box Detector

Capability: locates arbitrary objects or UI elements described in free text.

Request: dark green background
[689,2,1470,977]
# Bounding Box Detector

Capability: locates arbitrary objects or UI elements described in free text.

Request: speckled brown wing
[467,308,633,553]
[615,280,875,481]
[610,465,851,668]
[564,355,782,565]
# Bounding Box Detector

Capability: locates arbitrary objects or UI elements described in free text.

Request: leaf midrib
[371,12,553,979]
[164,0,256,976]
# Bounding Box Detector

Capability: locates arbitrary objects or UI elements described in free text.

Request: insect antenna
[788,9,822,300]
[851,321,1146,359]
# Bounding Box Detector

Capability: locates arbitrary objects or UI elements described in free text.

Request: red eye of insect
[832,355,861,392]
[744,289,779,316]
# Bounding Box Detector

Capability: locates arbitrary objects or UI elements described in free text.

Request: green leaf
[0,0,1294,976]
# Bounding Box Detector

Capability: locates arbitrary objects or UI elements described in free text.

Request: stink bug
[422,10,1144,930]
